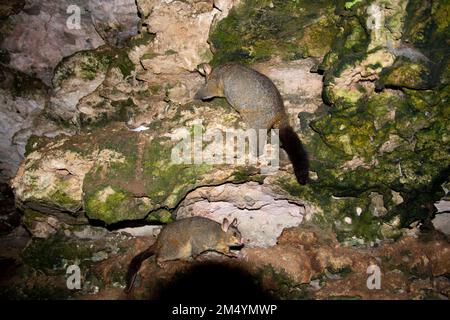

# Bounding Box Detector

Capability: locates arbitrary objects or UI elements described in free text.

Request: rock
[432,212,450,236]
[0,225,31,260]
[369,192,388,217]
[71,225,109,240]
[13,99,291,224]
[0,0,139,85]
[277,227,318,249]
[91,250,109,262]
[433,199,450,236]
[116,225,162,238]
[209,0,339,63]
[241,245,313,284]
[176,182,307,247]
[0,67,71,183]
[378,60,434,90]
[137,0,220,75]
[22,209,60,238]
[49,51,109,122]
[425,241,450,277]
[128,0,238,108]
[0,0,24,18]
[88,0,140,46]
[11,141,125,214]
[311,247,354,274]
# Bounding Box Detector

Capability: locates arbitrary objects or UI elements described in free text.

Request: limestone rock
[433,200,450,236]
[49,51,108,122]
[241,245,313,284]
[0,0,139,85]
[22,209,60,238]
[138,0,219,74]
[176,182,308,247]
[11,140,125,214]
[0,67,72,183]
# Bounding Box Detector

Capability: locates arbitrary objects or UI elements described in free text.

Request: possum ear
[221,218,230,232]
[198,63,212,76]
[203,63,213,75]
[231,218,238,227]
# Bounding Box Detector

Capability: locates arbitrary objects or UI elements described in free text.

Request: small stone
[91,251,108,262]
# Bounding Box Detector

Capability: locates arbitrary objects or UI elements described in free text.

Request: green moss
[84,183,154,224]
[22,234,93,273]
[164,49,177,55]
[146,208,173,223]
[326,265,352,277]
[50,188,79,209]
[111,98,137,121]
[256,266,311,299]
[24,135,42,156]
[431,1,450,34]
[344,0,362,10]
[128,32,155,48]
[140,52,159,60]
[114,50,135,77]
[142,137,213,207]
[80,122,220,224]
[22,208,44,231]
[209,0,338,65]
[233,166,264,183]
[379,59,432,90]
[79,51,110,81]
[85,186,127,223]
[8,67,47,97]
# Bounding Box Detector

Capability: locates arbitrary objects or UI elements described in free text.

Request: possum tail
[279,123,309,185]
[124,245,156,293]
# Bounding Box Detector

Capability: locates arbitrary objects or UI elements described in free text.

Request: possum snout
[193,89,204,100]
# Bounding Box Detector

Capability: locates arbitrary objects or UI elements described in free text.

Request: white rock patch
[176,182,307,248]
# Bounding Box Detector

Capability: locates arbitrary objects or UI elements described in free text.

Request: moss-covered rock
[270,0,450,242]
[81,107,238,224]
[209,0,339,65]
[378,59,434,90]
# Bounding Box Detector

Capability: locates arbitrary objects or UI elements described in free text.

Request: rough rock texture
[130,0,238,107]
[433,212,450,236]
[0,0,140,182]
[0,0,139,85]
[1,0,449,301]
[0,0,237,183]
[176,182,311,247]
[241,245,313,283]
[11,141,126,214]
[12,103,283,224]
[9,0,450,242]
[0,67,72,183]
[2,213,449,300]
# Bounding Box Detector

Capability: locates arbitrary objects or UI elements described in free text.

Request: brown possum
[124,216,243,293]
[194,62,309,185]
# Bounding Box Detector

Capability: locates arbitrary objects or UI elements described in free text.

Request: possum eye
[233,232,238,237]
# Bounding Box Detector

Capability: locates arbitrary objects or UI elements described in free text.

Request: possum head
[194,63,224,100]
[221,218,243,247]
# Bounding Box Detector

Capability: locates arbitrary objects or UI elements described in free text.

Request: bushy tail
[124,245,156,293]
[279,123,309,185]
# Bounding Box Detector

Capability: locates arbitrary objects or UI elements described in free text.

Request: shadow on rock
[153,261,273,301]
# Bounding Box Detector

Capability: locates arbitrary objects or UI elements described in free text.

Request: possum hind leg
[241,113,273,157]
[155,241,193,267]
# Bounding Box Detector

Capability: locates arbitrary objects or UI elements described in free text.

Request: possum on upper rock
[194,62,310,185]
